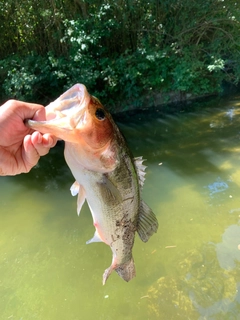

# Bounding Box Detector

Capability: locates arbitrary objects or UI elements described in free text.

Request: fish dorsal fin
[137,200,158,242]
[134,157,147,189]
[70,181,86,216]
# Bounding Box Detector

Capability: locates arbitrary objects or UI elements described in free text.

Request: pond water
[1,94,240,319]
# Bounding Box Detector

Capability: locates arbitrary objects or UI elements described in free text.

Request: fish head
[27,84,119,172]
[27,84,115,150]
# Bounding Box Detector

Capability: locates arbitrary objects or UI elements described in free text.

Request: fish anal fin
[137,201,158,242]
[86,230,103,244]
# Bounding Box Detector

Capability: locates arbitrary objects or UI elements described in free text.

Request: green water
[1,95,240,319]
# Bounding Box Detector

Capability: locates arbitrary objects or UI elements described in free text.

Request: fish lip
[26,117,75,141]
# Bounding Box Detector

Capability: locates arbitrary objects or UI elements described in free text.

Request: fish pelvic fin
[70,181,86,216]
[70,181,80,196]
[137,200,158,242]
[102,257,136,285]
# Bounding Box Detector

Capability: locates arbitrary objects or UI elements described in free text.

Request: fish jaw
[27,117,77,142]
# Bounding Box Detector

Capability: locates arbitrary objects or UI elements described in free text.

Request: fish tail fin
[102,265,114,285]
[115,258,136,283]
[137,200,158,242]
[102,258,136,285]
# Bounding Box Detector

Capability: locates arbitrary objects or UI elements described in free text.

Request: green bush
[0,0,240,110]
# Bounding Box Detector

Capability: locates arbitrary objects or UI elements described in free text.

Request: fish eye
[95,108,105,121]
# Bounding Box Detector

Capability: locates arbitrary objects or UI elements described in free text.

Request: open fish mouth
[45,83,90,116]
[26,84,91,142]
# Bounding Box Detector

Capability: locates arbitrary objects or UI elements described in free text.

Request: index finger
[14,101,46,122]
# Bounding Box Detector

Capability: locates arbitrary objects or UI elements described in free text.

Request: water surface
[1,94,240,319]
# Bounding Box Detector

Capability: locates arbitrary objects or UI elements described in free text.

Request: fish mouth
[26,84,91,141]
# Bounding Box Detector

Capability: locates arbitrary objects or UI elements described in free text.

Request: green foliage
[0,0,240,110]
[0,54,65,104]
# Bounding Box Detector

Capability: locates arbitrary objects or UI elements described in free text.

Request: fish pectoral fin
[70,181,86,216]
[137,200,158,242]
[98,175,122,203]
[86,230,103,244]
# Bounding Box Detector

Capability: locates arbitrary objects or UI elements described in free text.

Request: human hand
[0,100,57,176]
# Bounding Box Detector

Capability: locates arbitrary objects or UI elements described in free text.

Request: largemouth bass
[27,84,158,284]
